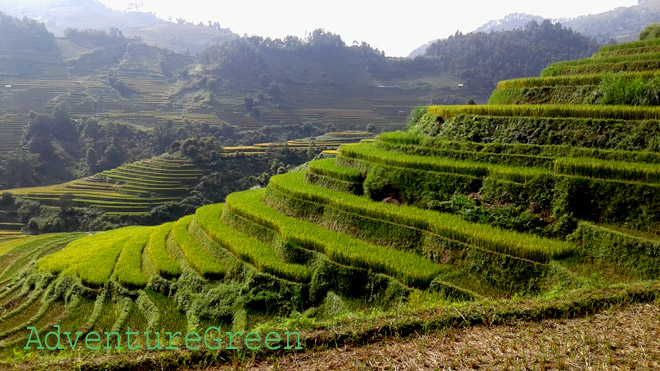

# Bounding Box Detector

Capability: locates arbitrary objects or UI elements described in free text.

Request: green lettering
[226,331,242,350]
[85,331,101,350]
[203,326,222,350]
[63,331,83,350]
[265,332,281,350]
[104,331,122,350]
[144,331,162,350]
[244,331,261,350]
[126,327,140,350]
[44,324,61,350]
[165,331,181,350]
[24,327,43,350]
[185,331,201,350]
[284,331,303,350]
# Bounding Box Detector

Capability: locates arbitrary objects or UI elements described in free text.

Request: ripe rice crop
[0,235,52,257]
[113,227,153,289]
[596,45,660,57]
[547,52,660,68]
[541,60,660,77]
[598,38,660,53]
[195,205,312,282]
[227,189,445,287]
[269,172,574,263]
[496,71,660,90]
[308,158,364,182]
[340,143,489,177]
[378,132,660,164]
[427,104,660,121]
[341,142,550,182]
[554,157,660,183]
[171,215,225,279]
[37,226,150,287]
[147,222,180,278]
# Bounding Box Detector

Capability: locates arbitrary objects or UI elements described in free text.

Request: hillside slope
[2,20,660,371]
[410,1,660,56]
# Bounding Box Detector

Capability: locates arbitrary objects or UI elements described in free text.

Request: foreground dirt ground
[211,303,659,370]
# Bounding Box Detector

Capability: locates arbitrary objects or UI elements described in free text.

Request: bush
[640,23,660,41]
[597,74,660,106]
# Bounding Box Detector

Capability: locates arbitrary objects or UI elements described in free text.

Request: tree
[640,23,660,40]
[244,95,255,111]
[306,141,317,161]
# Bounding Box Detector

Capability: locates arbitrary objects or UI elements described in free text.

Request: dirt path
[214,303,660,370]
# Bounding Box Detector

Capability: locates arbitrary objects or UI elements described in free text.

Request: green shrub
[640,23,660,41]
[405,106,428,131]
[572,222,660,278]
[596,73,660,106]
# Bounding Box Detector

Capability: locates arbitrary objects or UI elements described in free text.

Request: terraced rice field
[0,116,25,153]
[490,39,660,105]
[1,132,657,365]
[2,36,660,370]
[223,131,375,155]
[6,156,206,214]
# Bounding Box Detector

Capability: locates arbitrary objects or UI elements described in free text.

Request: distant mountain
[408,39,441,59]
[0,0,238,54]
[475,13,545,33]
[564,0,660,43]
[408,0,660,57]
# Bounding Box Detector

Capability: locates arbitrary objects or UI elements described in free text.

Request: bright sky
[99,0,639,57]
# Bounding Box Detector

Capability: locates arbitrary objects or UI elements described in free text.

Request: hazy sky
[100,0,639,57]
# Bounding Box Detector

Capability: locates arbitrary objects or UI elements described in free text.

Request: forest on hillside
[421,20,600,96]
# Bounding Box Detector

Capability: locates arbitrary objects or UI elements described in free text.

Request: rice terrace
[1,1,660,370]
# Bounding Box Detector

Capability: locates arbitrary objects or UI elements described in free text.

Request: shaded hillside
[173,30,468,127]
[0,12,66,78]
[565,0,660,43]
[0,0,238,54]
